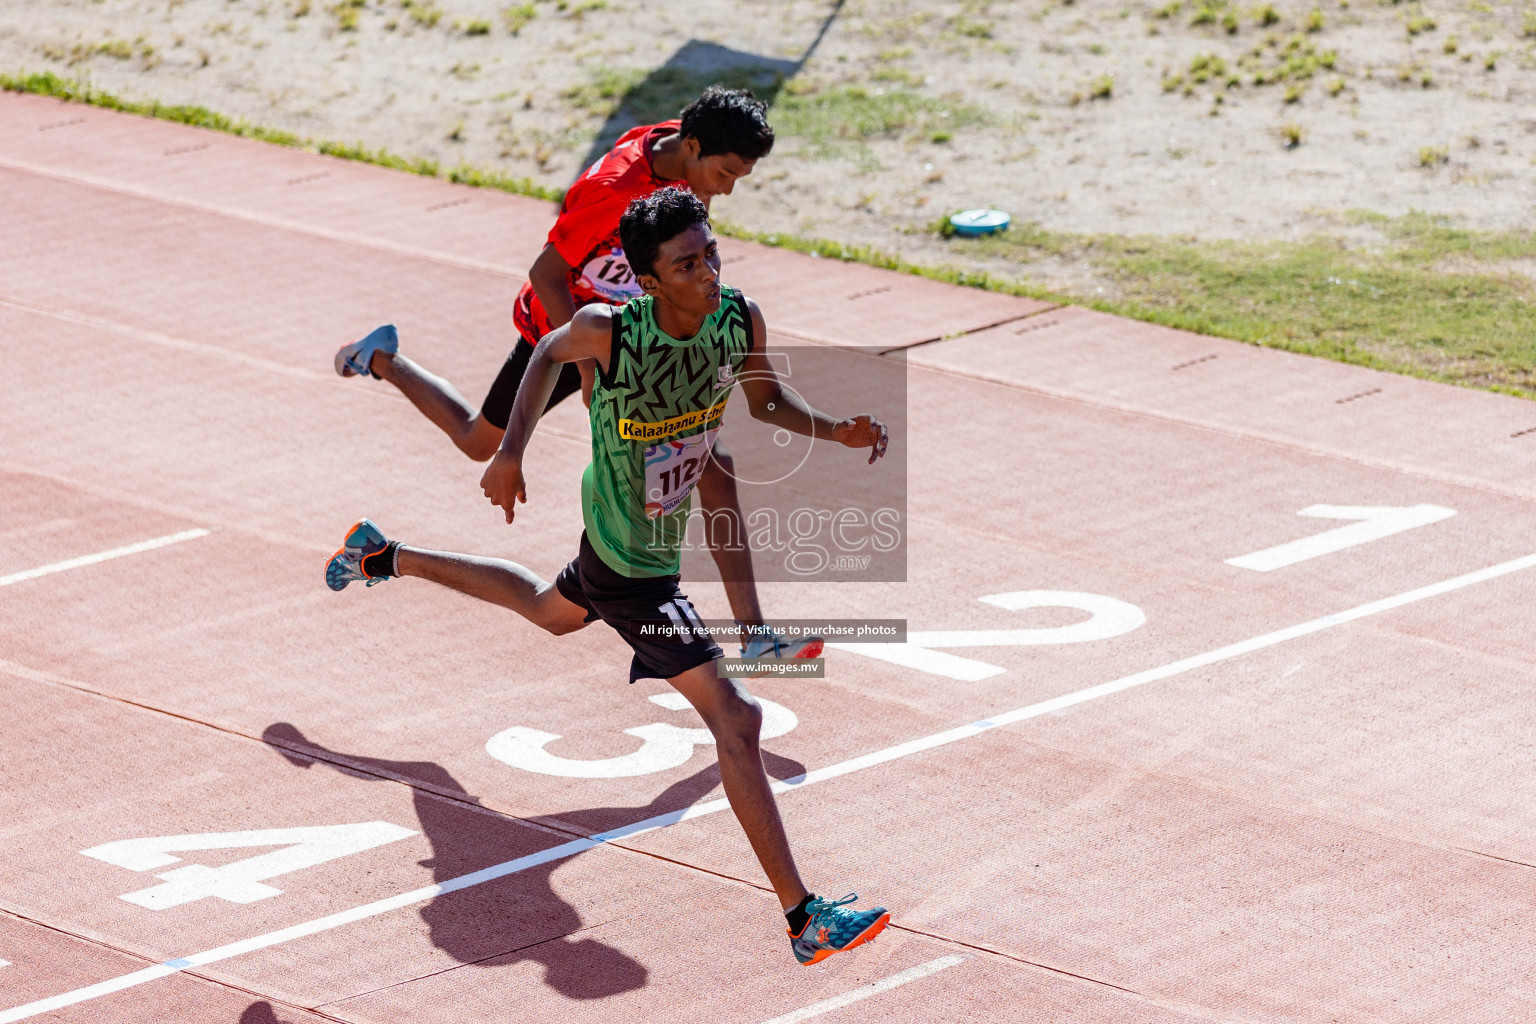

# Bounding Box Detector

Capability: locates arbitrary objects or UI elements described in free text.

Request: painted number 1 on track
[1227,504,1456,572]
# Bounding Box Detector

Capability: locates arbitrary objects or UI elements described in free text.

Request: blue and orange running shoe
[742,629,824,661]
[334,324,398,379]
[788,893,890,966]
[326,518,391,591]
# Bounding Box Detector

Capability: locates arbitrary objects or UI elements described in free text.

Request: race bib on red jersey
[578,245,644,303]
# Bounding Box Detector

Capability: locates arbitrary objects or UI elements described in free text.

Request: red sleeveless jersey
[513,120,685,343]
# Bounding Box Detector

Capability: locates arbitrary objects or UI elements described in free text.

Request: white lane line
[4,550,1534,1023]
[0,295,340,387]
[0,156,528,282]
[761,955,968,1024]
[0,960,9,968]
[0,530,211,589]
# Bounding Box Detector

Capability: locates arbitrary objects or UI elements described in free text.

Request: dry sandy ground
[3,0,1534,290]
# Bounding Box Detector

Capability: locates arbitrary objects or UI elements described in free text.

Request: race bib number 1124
[644,430,715,519]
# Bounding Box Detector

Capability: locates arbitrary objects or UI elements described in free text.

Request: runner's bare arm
[736,298,890,465]
[528,243,579,327]
[529,243,598,407]
[480,305,614,522]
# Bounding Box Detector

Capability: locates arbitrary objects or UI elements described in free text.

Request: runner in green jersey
[325,187,892,965]
[583,284,753,578]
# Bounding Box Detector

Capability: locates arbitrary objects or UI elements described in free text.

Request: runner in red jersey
[333,88,818,658]
[511,118,686,348]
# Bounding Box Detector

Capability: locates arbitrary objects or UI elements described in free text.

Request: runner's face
[684,151,757,199]
[648,224,722,316]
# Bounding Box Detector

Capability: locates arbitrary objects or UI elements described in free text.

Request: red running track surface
[2,91,1535,1023]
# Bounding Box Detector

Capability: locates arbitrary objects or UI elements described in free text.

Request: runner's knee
[533,582,590,636]
[460,416,505,462]
[539,607,591,636]
[712,688,763,750]
[462,436,499,462]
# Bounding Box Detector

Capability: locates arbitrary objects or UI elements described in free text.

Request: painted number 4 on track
[81,823,417,910]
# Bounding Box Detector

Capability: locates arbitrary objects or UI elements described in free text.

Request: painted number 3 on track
[484,589,1148,778]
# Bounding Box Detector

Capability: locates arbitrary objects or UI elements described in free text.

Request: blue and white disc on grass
[948,209,1011,236]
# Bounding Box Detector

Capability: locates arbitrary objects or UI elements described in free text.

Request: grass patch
[0,70,562,200]
[447,164,561,200]
[561,67,647,114]
[1,70,302,145]
[502,2,536,33]
[772,85,987,151]
[561,69,984,155]
[562,64,786,126]
[1175,35,1337,98]
[329,0,366,28]
[1245,34,1336,86]
[315,138,441,175]
[403,0,443,27]
[949,16,995,38]
[96,38,135,60]
[1190,1,1224,25]
[717,220,1056,301]
[938,212,1536,397]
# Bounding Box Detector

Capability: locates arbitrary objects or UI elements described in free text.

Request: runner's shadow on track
[236,1003,299,1023]
[260,722,806,1000]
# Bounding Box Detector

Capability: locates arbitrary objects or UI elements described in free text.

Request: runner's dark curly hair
[620,185,711,280]
[680,86,775,160]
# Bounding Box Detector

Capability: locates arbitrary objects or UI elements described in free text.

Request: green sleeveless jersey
[582,287,754,577]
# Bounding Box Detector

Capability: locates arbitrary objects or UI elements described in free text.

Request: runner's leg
[396,546,591,635]
[368,350,505,461]
[695,443,765,640]
[666,661,809,910]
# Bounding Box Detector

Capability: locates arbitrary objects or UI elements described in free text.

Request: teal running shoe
[326,518,391,591]
[742,629,824,661]
[334,324,398,378]
[788,893,890,966]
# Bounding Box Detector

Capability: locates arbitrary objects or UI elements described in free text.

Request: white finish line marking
[4,550,1534,1023]
[1226,504,1456,572]
[0,530,210,588]
[761,954,968,1024]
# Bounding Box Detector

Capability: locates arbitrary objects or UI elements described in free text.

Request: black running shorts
[554,532,724,683]
[480,338,584,430]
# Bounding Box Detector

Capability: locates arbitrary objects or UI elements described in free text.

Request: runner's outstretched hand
[481,451,528,523]
[832,414,890,465]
